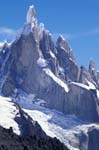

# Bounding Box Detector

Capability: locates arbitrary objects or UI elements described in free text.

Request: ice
[37,57,48,68]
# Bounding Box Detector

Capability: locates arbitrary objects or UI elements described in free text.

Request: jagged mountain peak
[38,23,45,39]
[89,57,96,72]
[21,5,48,43]
[58,34,65,41]
[21,5,38,36]
[0,3,99,123]
[1,4,99,150]
[0,41,11,49]
[26,5,37,25]
[56,34,71,53]
[0,4,99,150]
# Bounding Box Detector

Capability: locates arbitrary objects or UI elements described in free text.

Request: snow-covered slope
[0,95,47,139]
[23,104,99,150]
[13,93,98,150]
[0,96,20,135]
[0,93,99,150]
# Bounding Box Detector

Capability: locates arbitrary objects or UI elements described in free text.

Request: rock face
[79,65,92,84]
[0,5,99,123]
[65,83,99,122]
[89,59,99,88]
[56,35,79,82]
[69,126,99,150]
[88,127,99,150]
[0,125,68,150]
[40,30,58,74]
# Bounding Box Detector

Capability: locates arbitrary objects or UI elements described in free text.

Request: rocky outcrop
[0,125,68,150]
[69,131,88,150]
[69,126,99,150]
[14,104,46,138]
[2,32,41,95]
[79,65,92,84]
[56,35,79,82]
[65,83,99,122]
[88,127,99,150]
[40,30,58,74]
[89,58,99,88]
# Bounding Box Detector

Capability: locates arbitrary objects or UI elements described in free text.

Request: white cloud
[0,27,17,41]
[53,28,99,41]
[0,26,99,42]
[78,28,99,37]
[0,27,16,35]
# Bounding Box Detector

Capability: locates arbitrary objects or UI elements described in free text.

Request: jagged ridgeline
[0,5,99,123]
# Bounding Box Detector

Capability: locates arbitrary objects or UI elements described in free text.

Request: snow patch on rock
[37,57,48,68]
[87,80,96,90]
[49,50,56,59]
[71,82,96,91]
[44,68,69,92]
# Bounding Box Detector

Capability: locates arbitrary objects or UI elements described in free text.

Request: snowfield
[0,96,20,135]
[0,92,99,150]
[12,91,99,150]
[18,98,98,150]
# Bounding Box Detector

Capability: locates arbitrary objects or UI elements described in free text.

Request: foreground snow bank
[0,96,20,135]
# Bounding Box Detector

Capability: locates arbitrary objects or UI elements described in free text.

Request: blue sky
[0,0,99,69]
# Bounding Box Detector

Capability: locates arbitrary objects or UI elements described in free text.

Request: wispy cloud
[52,33,73,41]
[78,28,99,37]
[0,27,17,41]
[53,28,99,41]
[0,27,16,35]
[0,26,99,42]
